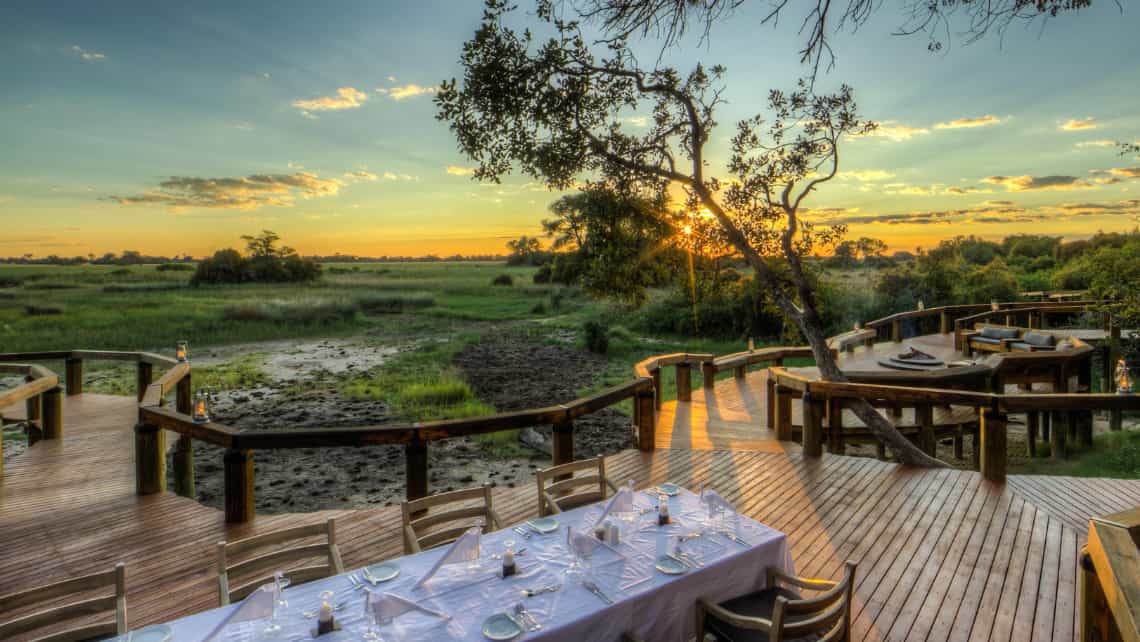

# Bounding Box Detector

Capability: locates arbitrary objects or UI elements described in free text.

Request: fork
[512,526,533,539]
[347,573,369,592]
[522,583,561,597]
[514,602,542,631]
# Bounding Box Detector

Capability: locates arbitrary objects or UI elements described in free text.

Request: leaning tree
[437,0,943,466]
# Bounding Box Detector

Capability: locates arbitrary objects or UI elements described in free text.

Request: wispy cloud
[375,84,437,100]
[944,185,990,195]
[383,171,417,181]
[70,45,105,61]
[446,165,476,176]
[344,170,378,181]
[933,115,1002,130]
[112,172,344,212]
[1075,140,1115,148]
[292,87,368,116]
[982,175,1091,191]
[851,120,929,142]
[1089,167,1140,179]
[1059,117,1097,131]
[839,169,894,182]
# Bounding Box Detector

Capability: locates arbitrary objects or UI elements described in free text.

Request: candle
[319,600,332,622]
[747,338,754,352]
[502,547,516,577]
[175,340,189,362]
[658,494,670,526]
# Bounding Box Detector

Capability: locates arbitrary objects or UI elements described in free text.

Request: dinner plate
[363,562,400,583]
[656,483,682,496]
[525,517,559,534]
[126,624,172,642]
[482,612,524,640]
[654,555,688,575]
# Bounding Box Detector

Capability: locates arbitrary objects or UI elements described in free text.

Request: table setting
[123,484,791,642]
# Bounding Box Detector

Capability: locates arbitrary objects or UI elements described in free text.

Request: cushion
[980,327,1020,340]
[971,337,1001,345]
[1008,342,1033,351]
[704,587,821,642]
[1023,331,1056,347]
[1056,340,1074,351]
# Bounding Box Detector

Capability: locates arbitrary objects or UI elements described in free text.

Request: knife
[582,580,613,604]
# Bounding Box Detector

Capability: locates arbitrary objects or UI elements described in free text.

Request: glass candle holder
[192,390,211,423]
[1116,359,1134,394]
[175,340,189,362]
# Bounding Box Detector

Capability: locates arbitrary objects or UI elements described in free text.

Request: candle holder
[917,300,925,311]
[990,301,1000,312]
[1115,359,1134,394]
[175,340,189,363]
[192,390,211,423]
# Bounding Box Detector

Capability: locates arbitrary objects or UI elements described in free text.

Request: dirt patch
[453,331,635,458]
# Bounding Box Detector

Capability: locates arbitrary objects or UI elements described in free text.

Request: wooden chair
[0,563,126,641]
[401,484,503,555]
[536,457,619,517]
[216,518,344,606]
[697,561,857,642]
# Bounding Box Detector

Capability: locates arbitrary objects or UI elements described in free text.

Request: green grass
[1011,429,1140,478]
[85,353,270,396]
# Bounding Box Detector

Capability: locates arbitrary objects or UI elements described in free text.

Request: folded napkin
[567,526,623,561]
[701,488,735,518]
[594,481,636,525]
[370,591,450,622]
[413,525,482,589]
[201,582,276,641]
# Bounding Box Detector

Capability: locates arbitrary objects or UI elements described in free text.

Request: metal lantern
[991,301,1000,312]
[1116,359,1134,394]
[192,389,211,423]
[747,338,755,352]
[917,300,925,311]
[175,340,189,362]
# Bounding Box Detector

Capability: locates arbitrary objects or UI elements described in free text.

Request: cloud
[292,87,368,115]
[839,169,894,182]
[375,84,437,100]
[945,186,990,195]
[382,171,417,181]
[851,120,929,142]
[112,172,344,212]
[981,175,1090,191]
[626,116,649,128]
[1060,117,1097,131]
[1076,140,1115,148]
[1055,199,1140,214]
[446,165,476,176]
[1089,167,1140,179]
[70,45,105,61]
[344,170,378,181]
[933,115,1002,130]
[983,200,1016,207]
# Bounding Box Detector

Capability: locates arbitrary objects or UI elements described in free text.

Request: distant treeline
[0,251,509,266]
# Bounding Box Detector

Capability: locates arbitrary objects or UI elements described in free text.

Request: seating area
[960,325,1063,355]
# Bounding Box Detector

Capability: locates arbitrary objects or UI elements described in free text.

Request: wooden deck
[3,381,1140,641]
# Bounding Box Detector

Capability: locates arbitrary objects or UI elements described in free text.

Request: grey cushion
[704,587,820,642]
[971,337,1001,345]
[1008,342,1033,351]
[980,327,1019,340]
[1023,331,1055,347]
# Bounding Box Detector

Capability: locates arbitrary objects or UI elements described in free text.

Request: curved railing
[860,299,1100,343]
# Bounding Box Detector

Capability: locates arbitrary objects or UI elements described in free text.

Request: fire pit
[878,346,946,371]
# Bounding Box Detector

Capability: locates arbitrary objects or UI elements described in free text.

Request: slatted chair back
[401,484,503,555]
[769,561,857,642]
[216,518,344,606]
[0,562,126,642]
[536,457,618,517]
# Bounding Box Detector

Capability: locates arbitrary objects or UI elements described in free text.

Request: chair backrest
[0,563,126,641]
[772,561,857,642]
[401,484,500,555]
[216,517,344,606]
[536,457,613,517]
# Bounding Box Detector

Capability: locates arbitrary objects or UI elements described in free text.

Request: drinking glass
[361,596,387,642]
[262,574,291,638]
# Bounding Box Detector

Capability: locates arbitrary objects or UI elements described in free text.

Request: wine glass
[262,573,291,638]
[361,593,387,642]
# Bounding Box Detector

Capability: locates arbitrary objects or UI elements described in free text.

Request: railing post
[766,375,776,429]
[65,357,83,396]
[734,365,746,379]
[701,361,716,389]
[891,319,901,343]
[24,376,41,424]
[405,435,427,502]
[775,386,793,441]
[1026,411,1039,457]
[634,389,655,451]
[41,386,63,440]
[828,398,844,454]
[916,403,935,457]
[136,361,153,403]
[174,435,195,498]
[801,392,823,457]
[176,373,192,414]
[676,364,692,402]
[1051,411,1068,459]
[552,417,574,466]
[651,369,663,411]
[939,311,950,335]
[223,448,254,523]
[134,421,166,495]
[980,408,1007,483]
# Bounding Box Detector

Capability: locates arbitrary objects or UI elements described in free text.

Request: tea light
[1116,359,1134,394]
[917,300,925,311]
[175,340,189,362]
[192,390,211,423]
[657,494,670,526]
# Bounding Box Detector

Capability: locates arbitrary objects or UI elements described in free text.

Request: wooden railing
[860,300,1099,344]
[0,363,61,474]
[1081,507,1140,642]
[951,302,1102,348]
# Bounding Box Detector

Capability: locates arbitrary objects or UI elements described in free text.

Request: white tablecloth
[157,488,791,642]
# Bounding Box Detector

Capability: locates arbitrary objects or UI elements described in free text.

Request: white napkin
[370,592,450,622]
[413,525,482,589]
[701,489,735,517]
[201,583,276,641]
[567,526,623,560]
[594,482,635,525]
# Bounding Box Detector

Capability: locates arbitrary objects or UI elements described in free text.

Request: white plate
[656,483,682,496]
[126,624,172,642]
[363,562,400,583]
[654,555,688,575]
[525,517,559,534]
[482,612,524,640]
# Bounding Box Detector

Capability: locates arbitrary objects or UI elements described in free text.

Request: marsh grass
[1013,427,1140,478]
[355,292,435,314]
[222,300,359,324]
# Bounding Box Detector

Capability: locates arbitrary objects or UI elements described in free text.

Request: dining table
[138,486,792,642]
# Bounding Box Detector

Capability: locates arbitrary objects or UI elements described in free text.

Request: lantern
[192,390,211,423]
[854,321,862,331]
[747,338,755,352]
[917,300,925,311]
[990,301,1000,312]
[175,340,189,362]
[1116,359,1134,394]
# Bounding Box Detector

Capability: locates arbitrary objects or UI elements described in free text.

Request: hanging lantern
[1116,359,1134,394]
[990,301,1000,312]
[192,390,211,423]
[175,340,189,362]
[917,300,925,311]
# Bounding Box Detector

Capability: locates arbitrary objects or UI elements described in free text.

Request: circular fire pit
[877,347,945,371]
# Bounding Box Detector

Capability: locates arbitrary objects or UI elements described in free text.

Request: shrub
[103,283,184,293]
[190,247,320,286]
[155,263,194,272]
[533,264,553,284]
[530,302,547,314]
[584,320,609,354]
[108,268,132,277]
[356,293,435,314]
[222,301,358,324]
[491,274,514,286]
[191,249,245,285]
[25,304,63,316]
[24,282,80,290]
[0,277,24,288]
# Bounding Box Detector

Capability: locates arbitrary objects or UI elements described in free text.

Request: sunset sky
[1,0,1138,258]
